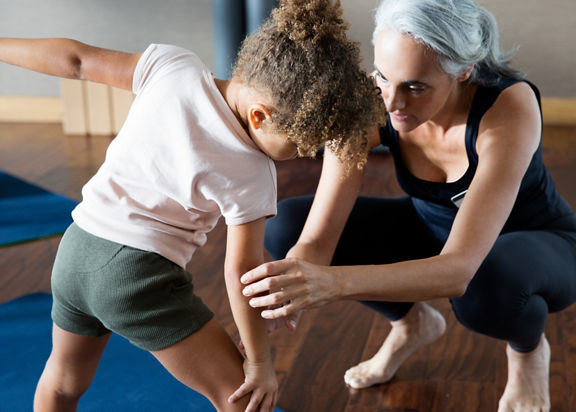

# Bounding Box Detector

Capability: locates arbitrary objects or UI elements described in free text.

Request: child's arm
[0,38,141,90]
[225,217,278,411]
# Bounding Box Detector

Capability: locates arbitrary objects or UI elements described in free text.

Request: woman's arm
[224,218,278,410]
[286,126,381,264]
[0,38,141,90]
[242,82,541,316]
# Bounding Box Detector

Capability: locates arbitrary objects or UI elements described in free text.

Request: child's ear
[248,104,272,131]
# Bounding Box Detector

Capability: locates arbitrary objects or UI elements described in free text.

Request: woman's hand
[228,359,278,412]
[240,258,341,319]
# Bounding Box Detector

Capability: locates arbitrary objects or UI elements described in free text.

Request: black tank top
[380,78,576,243]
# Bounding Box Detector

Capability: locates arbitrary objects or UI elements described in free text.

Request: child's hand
[228,359,278,412]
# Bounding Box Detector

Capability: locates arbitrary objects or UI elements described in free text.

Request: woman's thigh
[265,195,441,264]
[451,229,576,351]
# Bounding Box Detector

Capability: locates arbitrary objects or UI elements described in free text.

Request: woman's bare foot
[344,302,446,389]
[498,335,550,412]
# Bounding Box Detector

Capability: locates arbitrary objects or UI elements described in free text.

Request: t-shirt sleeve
[132,44,196,95]
[202,158,278,227]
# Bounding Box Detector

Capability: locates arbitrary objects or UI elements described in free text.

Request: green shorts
[51,223,214,351]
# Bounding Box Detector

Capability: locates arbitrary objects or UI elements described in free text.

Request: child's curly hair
[233,0,386,170]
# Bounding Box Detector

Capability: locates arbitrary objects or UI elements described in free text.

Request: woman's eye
[409,85,426,94]
[372,70,387,84]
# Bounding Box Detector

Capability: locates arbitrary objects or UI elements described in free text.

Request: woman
[240,0,576,410]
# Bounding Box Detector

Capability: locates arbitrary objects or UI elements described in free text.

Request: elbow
[443,259,478,298]
[69,55,83,80]
[47,38,84,80]
[62,39,86,80]
[447,281,469,298]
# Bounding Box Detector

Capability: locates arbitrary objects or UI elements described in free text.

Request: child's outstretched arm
[0,38,141,90]
[225,217,278,412]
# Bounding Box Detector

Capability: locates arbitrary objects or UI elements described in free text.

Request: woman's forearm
[286,241,333,265]
[242,253,476,319]
[333,253,472,302]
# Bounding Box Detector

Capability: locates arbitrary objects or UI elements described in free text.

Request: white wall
[0,0,214,96]
[342,0,576,97]
[1,0,574,97]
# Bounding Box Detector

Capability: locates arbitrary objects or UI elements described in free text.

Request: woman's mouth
[390,112,409,122]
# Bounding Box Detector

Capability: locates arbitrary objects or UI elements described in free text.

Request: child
[0,1,383,411]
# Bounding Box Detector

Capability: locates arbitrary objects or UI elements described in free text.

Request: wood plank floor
[1,122,575,411]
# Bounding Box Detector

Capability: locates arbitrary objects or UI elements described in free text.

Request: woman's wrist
[287,243,333,266]
[332,266,349,301]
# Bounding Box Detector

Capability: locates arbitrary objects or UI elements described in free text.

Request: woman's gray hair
[373,0,523,85]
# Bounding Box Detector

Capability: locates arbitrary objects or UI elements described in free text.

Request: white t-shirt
[72,44,277,268]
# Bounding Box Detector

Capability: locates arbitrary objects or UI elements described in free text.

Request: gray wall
[0,0,214,96]
[1,0,575,97]
[343,0,576,97]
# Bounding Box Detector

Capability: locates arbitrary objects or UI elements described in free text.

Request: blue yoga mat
[0,171,77,246]
[0,294,284,411]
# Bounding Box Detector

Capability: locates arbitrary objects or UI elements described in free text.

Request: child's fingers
[237,340,247,358]
[227,382,252,404]
[260,392,274,412]
[245,391,264,412]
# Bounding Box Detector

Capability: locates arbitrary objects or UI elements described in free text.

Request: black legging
[265,195,576,352]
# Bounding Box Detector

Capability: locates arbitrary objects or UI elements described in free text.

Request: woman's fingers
[241,258,296,285]
[241,257,335,319]
[285,311,301,331]
[248,289,291,308]
[261,301,300,319]
[242,272,298,297]
[248,293,281,308]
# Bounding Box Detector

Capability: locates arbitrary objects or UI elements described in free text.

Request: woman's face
[373,28,462,133]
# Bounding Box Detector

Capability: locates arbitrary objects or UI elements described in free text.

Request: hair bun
[274,0,348,45]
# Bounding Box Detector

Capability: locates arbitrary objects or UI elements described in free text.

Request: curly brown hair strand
[233,0,386,170]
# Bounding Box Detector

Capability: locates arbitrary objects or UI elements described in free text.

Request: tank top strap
[464,77,528,165]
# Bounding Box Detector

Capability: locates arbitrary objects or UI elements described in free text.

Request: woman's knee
[451,235,544,337]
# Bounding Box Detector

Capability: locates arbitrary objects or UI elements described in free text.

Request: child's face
[244,100,298,161]
[250,128,298,161]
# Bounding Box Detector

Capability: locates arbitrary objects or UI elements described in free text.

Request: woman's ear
[248,104,272,131]
[457,64,475,82]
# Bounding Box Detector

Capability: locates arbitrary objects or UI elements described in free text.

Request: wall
[0,0,574,98]
[0,0,214,96]
[342,0,576,97]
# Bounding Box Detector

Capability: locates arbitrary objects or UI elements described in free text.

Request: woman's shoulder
[476,80,541,157]
[483,81,540,125]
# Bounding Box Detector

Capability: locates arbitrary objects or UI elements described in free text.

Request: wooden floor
[1,122,576,411]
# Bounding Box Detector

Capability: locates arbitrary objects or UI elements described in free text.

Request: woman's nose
[383,86,405,112]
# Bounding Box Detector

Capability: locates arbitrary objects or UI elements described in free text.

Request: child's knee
[43,357,93,400]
